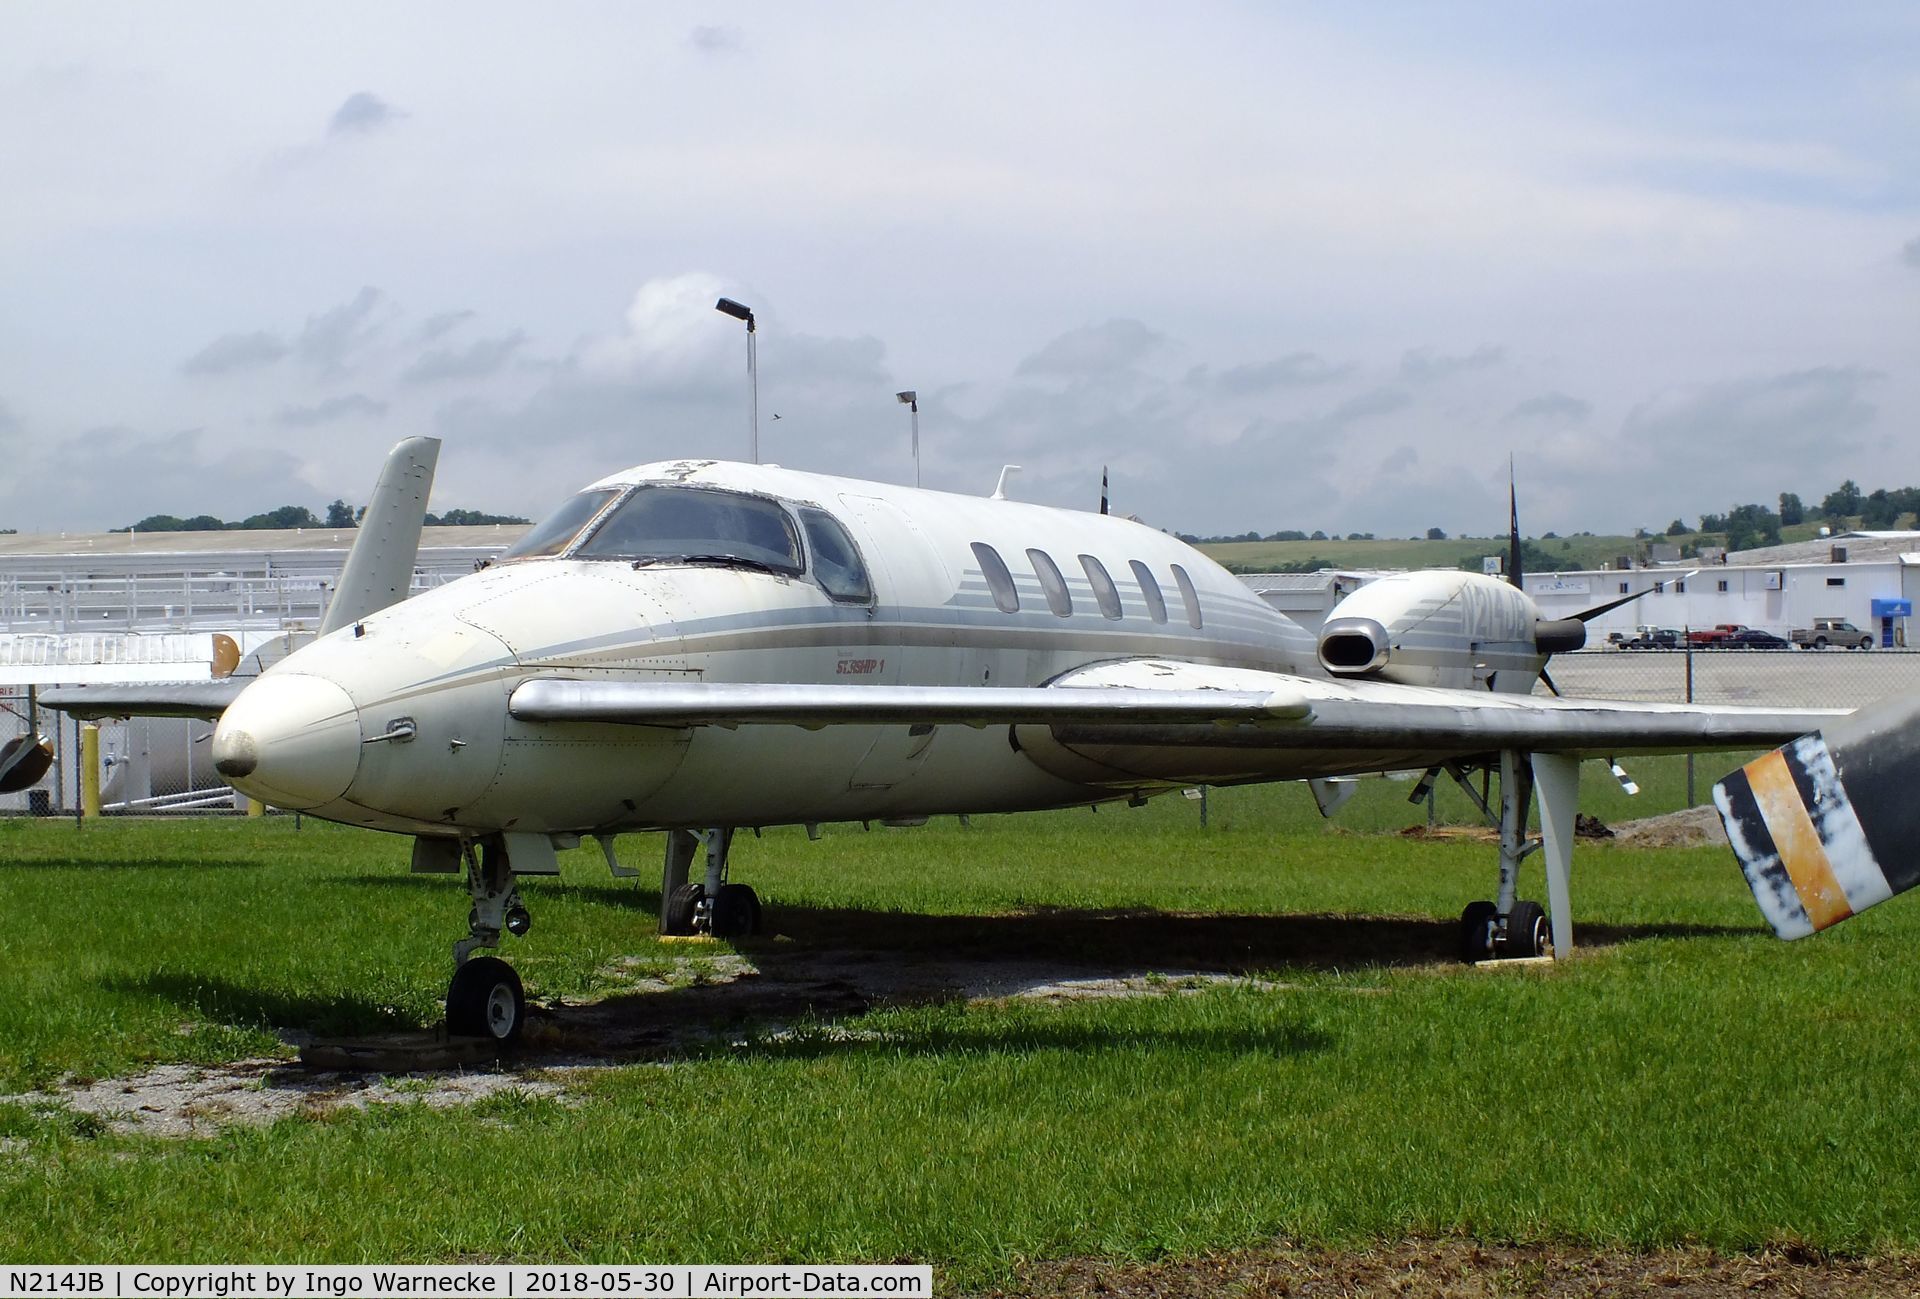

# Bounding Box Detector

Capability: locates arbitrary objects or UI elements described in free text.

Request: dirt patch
[1610,805,1728,849]
[977,1239,1920,1297]
[0,1060,564,1140]
[1402,806,1730,850]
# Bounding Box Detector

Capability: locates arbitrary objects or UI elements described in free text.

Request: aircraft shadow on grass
[111,971,421,1040]
[324,873,1754,1064]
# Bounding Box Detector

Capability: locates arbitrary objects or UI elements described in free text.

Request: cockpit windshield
[573,485,804,574]
[500,489,620,561]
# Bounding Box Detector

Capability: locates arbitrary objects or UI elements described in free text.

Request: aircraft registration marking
[836,657,885,676]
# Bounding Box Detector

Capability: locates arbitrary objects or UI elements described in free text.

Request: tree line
[1185,478,1920,556]
[1665,480,1920,552]
[120,498,529,533]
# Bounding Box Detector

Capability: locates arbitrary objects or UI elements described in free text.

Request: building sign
[1530,577,1591,596]
[1872,598,1912,618]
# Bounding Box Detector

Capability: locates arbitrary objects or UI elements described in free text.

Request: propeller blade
[1507,457,1523,591]
[1571,570,1699,622]
[0,733,53,795]
[1540,667,1563,698]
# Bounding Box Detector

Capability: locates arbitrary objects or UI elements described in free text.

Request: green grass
[0,760,1913,1279]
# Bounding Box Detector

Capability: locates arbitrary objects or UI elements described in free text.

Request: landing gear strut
[658,827,761,938]
[446,838,529,1042]
[1448,750,1579,963]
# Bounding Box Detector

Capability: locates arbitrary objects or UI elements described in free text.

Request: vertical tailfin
[318,437,441,636]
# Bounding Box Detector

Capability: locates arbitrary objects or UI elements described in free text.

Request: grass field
[2,762,1917,1284]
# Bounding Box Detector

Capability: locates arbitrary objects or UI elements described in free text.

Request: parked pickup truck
[1791,619,1875,649]
[1687,624,1748,646]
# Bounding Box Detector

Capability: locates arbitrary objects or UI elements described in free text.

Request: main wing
[509,658,1843,784]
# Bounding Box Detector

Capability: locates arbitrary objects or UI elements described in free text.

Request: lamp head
[714,298,755,330]
[896,391,917,407]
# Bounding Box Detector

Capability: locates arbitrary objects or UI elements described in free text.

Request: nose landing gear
[447,838,530,1043]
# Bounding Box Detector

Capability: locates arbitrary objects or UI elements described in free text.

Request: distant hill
[1194,519,1851,575]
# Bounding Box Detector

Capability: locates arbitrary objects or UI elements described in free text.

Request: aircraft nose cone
[211,674,362,810]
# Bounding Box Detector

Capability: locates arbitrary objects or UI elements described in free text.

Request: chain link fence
[2,691,243,817]
[1547,645,1920,709]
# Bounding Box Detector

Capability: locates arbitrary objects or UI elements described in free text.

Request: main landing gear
[447,837,530,1042]
[1438,749,1580,963]
[658,828,762,938]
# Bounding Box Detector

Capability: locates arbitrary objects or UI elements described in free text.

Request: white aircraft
[46,438,1915,1043]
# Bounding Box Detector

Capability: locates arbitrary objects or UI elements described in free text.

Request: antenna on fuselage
[896,391,920,488]
[991,465,1022,501]
[715,298,758,464]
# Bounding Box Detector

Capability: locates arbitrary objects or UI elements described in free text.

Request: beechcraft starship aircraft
[44,438,1920,1042]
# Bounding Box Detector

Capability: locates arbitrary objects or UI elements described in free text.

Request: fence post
[1685,633,1697,806]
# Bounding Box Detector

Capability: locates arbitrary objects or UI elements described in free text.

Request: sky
[1,2,1916,539]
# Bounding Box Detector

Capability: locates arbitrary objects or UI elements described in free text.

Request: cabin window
[574,484,803,574]
[1080,555,1123,620]
[1130,560,1168,624]
[500,489,620,561]
[970,542,1020,613]
[1170,563,1203,629]
[799,508,872,603]
[1027,549,1074,617]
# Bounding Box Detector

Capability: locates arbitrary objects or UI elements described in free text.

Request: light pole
[714,297,758,464]
[895,390,919,488]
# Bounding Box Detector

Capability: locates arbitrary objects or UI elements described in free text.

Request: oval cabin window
[1027,549,1074,617]
[1079,555,1123,620]
[970,542,1020,614]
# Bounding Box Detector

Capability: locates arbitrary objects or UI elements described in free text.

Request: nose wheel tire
[447,956,525,1043]
[711,883,762,938]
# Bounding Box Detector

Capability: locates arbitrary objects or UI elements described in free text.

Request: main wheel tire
[661,882,704,936]
[1505,900,1551,959]
[1460,900,1498,963]
[447,956,525,1043]
[711,882,762,938]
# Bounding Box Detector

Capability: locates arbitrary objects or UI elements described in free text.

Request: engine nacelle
[1316,571,1549,691]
